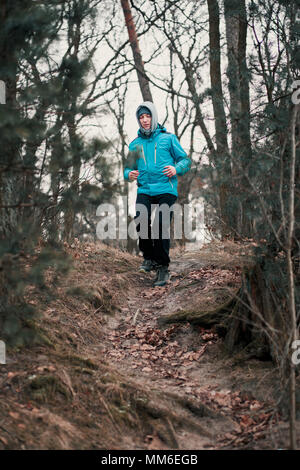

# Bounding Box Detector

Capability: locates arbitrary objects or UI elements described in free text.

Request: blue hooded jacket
[124,102,191,197]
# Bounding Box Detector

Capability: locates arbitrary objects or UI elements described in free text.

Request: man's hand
[129,170,139,181]
[163,165,176,177]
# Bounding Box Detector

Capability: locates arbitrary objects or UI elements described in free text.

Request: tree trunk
[207,0,232,237]
[120,0,153,102]
[48,117,64,243]
[224,0,252,237]
[224,0,240,160]
[21,97,48,232]
[63,117,81,243]
[207,0,229,157]
[0,0,22,238]
[287,104,298,450]
[63,8,82,243]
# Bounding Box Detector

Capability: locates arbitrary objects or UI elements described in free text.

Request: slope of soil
[0,240,298,449]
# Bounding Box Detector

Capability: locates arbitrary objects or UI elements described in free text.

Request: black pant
[134,193,177,267]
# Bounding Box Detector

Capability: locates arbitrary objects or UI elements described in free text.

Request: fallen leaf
[250,401,262,410]
[7,372,17,379]
[239,414,256,429]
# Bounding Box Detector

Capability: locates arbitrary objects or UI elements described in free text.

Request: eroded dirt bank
[0,240,298,449]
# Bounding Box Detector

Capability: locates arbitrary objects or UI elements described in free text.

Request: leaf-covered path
[101,246,282,449]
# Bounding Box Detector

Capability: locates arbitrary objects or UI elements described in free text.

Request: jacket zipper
[142,141,173,188]
[153,141,173,188]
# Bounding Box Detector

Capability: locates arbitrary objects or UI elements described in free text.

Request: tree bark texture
[207,0,232,237]
[224,0,252,237]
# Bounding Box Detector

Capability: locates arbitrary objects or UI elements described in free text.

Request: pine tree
[0,0,114,346]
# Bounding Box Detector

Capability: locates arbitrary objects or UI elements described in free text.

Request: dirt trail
[0,241,293,450]
[101,248,283,450]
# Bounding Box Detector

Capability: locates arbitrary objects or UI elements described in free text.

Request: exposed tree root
[159,260,285,363]
[158,292,237,328]
[136,399,215,441]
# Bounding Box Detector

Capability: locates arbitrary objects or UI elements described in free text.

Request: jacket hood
[136,101,158,136]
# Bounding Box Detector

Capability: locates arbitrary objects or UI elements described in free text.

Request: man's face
[139,113,151,130]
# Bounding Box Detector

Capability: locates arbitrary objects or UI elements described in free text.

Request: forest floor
[0,239,299,450]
